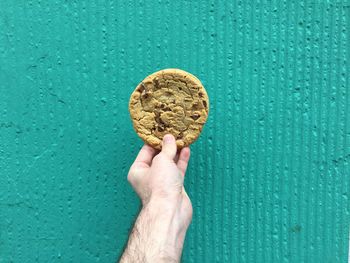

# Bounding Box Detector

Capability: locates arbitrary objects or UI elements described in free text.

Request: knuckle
[127,170,135,184]
[127,174,132,184]
[152,154,163,162]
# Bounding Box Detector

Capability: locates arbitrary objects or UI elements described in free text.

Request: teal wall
[1,1,349,262]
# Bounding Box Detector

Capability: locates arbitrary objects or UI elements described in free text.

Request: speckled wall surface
[1,1,349,262]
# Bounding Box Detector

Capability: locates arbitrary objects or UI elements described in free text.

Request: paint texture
[0,1,349,262]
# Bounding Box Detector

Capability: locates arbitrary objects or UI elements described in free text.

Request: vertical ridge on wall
[332,4,340,261]
[342,0,350,254]
[301,1,310,261]
[207,0,216,261]
[326,3,336,259]
[254,1,266,262]
[318,3,328,260]
[222,0,231,261]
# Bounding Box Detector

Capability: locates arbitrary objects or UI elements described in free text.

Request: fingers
[177,147,191,176]
[174,152,180,163]
[161,134,177,160]
[133,144,157,167]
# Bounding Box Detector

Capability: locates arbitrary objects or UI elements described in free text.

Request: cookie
[129,68,209,149]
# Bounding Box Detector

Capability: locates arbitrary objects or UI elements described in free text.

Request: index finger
[177,147,190,176]
[133,144,158,166]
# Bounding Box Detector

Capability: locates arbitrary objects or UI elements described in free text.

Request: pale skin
[120,134,192,263]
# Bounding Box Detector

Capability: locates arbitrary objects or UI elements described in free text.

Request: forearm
[120,198,188,263]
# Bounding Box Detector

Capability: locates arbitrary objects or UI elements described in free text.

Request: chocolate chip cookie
[129,69,209,149]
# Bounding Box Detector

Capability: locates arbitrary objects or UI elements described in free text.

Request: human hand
[128,134,192,224]
[122,134,192,262]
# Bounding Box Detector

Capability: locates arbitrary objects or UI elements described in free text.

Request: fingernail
[163,134,174,144]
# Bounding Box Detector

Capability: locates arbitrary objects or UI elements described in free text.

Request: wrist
[145,195,181,214]
[139,198,187,261]
[142,197,185,238]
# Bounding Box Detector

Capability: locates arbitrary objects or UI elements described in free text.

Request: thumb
[161,134,177,160]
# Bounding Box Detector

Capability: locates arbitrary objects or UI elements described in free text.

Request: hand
[128,134,193,224]
[121,134,192,262]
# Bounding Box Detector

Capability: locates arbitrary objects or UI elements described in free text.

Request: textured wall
[1,1,349,262]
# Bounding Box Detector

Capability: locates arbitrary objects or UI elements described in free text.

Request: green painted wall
[1,1,349,262]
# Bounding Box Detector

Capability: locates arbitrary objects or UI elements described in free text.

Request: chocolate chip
[154,78,160,90]
[155,112,165,125]
[198,92,203,98]
[137,83,145,93]
[191,113,200,120]
[192,102,199,110]
[202,100,207,108]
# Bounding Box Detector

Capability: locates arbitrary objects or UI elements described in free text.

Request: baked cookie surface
[129,69,209,149]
